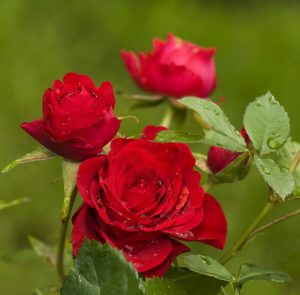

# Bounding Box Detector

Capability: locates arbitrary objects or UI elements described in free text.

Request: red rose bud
[121,34,216,98]
[72,128,227,277]
[207,128,250,174]
[21,73,120,161]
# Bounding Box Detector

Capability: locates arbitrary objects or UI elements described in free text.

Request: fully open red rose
[121,34,216,98]
[21,73,120,161]
[72,127,227,277]
[207,129,250,173]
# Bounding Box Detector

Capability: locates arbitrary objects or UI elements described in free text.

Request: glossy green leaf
[254,155,294,199]
[237,263,292,286]
[210,152,251,184]
[61,241,143,295]
[61,159,80,221]
[244,92,290,155]
[144,278,186,295]
[180,97,247,152]
[28,236,56,267]
[0,197,30,211]
[177,254,234,282]
[276,139,300,195]
[1,148,56,174]
[156,130,203,143]
[165,267,227,295]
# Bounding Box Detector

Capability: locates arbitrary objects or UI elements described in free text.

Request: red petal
[98,81,116,108]
[120,50,140,78]
[141,125,167,140]
[77,157,107,207]
[207,146,240,174]
[124,237,173,273]
[190,194,227,249]
[142,239,190,277]
[71,204,104,255]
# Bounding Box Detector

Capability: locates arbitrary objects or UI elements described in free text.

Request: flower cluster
[21,34,227,277]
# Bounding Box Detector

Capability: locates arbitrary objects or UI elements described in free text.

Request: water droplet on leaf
[267,136,284,150]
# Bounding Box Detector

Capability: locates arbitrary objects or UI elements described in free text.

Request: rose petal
[71,204,104,255]
[142,239,189,277]
[98,81,116,108]
[189,194,227,249]
[141,125,167,140]
[77,157,107,207]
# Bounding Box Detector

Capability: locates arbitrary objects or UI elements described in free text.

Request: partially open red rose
[21,73,120,161]
[207,129,250,174]
[121,34,216,98]
[72,126,227,277]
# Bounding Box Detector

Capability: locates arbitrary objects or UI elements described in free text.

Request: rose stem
[219,149,300,265]
[116,91,163,101]
[56,188,77,282]
[160,103,176,128]
[203,178,213,192]
[219,200,274,265]
[289,149,300,173]
[247,208,300,242]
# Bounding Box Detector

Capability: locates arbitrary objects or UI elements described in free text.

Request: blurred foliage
[1,0,300,294]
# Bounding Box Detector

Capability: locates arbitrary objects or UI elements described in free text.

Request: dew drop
[267,136,284,150]
[200,255,211,265]
[262,167,271,175]
[174,231,195,239]
[268,95,278,104]
[279,166,288,173]
[213,109,220,116]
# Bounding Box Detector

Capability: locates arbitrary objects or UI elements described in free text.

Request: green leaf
[0,197,30,211]
[144,278,187,295]
[180,97,246,152]
[156,130,203,143]
[210,152,251,184]
[61,241,143,295]
[1,147,56,174]
[165,267,227,295]
[254,155,294,199]
[237,263,292,286]
[61,159,80,221]
[243,92,290,155]
[276,139,300,195]
[172,107,188,129]
[28,236,56,267]
[177,254,234,282]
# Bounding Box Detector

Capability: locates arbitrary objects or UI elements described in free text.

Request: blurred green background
[1,0,300,294]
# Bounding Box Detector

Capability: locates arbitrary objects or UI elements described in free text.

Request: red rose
[207,129,250,173]
[72,126,227,277]
[121,34,216,98]
[21,73,120,161]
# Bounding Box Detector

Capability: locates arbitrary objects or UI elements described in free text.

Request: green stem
[56,188,77,282]
[219,201,274,265]
[289,149,300,173]
[160,103,175,128]
[116,91,163,101]
[247,207,300,241]
[203,178,213,192]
